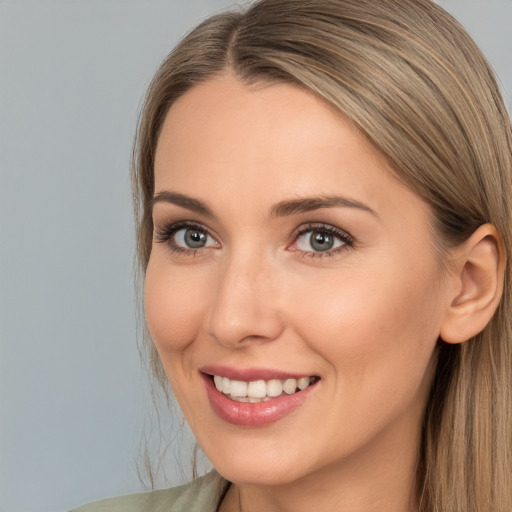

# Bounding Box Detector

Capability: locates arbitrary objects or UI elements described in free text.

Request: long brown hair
[132,1,512,509]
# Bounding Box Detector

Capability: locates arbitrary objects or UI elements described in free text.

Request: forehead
[154,74,428,223]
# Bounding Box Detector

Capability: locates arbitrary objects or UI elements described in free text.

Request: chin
[216,464,303,487]
[205,446,313,487]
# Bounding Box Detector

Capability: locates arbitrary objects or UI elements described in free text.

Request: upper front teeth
[213,375,315,400]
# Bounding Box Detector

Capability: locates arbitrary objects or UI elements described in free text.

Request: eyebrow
[152,190,378,220]
[152,191,215,217]
[269,195,378,219]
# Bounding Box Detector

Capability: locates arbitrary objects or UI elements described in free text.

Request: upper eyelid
[154,220,212,234]
[154,220,355,251]
[154,221,214,241]
[154,222,220,255]
[296,224,350,235]
[293,223,354,241]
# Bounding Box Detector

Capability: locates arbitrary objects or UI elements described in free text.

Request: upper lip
[200,365,317,382]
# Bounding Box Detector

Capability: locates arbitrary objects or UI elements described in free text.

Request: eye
[297,231,341,252]
[174,227,216,249]
[290,224,354,257]
[155,222,219,254]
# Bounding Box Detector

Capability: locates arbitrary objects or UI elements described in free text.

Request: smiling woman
[72,0,511,511]
[147,79,453,498]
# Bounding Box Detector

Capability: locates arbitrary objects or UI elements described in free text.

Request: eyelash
[292,223,354,259]
[154,221,355,259]
[154,221,213,256]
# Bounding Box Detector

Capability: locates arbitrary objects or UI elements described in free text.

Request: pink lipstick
[200,367,319,427]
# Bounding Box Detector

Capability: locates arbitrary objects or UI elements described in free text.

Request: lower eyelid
[154,223,220,254]
[295,232,346,250]
[293,224,353,247]
[155,222,352,258]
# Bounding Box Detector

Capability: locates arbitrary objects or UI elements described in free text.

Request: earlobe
[440,224,506,344]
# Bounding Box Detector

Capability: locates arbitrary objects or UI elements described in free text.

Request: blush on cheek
[144,278,202,354]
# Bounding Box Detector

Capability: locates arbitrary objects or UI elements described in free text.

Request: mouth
[211,374,319,403]
[200,368,320,426]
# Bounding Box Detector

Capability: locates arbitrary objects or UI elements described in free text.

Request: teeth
[247,380,267,398]
[222,377,231,395]
[212,375,316,400]
[214,375,223,392]
[230,379,248,397]
[266,379,283,397]
[298,377,310,390]
[283,378,297,394]
[230,396,273,403]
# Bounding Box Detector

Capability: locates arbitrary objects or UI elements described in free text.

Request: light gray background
[1,1,510,511]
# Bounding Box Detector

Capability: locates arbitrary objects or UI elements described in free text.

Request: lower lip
[202,374,318,427]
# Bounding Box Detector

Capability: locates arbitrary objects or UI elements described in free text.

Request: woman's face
[145,75,455,486]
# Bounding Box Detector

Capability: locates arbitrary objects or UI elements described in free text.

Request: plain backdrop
[1,1,510,511]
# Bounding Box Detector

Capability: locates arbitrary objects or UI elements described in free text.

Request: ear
[440,223,506,344]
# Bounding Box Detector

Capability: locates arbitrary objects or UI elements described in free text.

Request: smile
[201,369,320,426]
[213,375,318,403]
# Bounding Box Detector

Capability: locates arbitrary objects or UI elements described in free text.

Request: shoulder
[70,471,228,512]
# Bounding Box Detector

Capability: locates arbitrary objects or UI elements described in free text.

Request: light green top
[70,471,228,512]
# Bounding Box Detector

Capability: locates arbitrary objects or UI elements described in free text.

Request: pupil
[185,229,206,248]
[310,232,333,251]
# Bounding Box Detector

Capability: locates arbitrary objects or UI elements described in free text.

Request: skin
[145,75,461,512]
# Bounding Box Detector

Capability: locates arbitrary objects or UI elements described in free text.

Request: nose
[206,253,285,348]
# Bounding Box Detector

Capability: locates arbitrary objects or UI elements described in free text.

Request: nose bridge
[206,245,283,347]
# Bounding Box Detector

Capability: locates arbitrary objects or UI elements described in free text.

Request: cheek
[144,258,210,354]
[287,258,442,390]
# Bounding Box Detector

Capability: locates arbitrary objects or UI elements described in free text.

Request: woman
[73,0,511,510]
